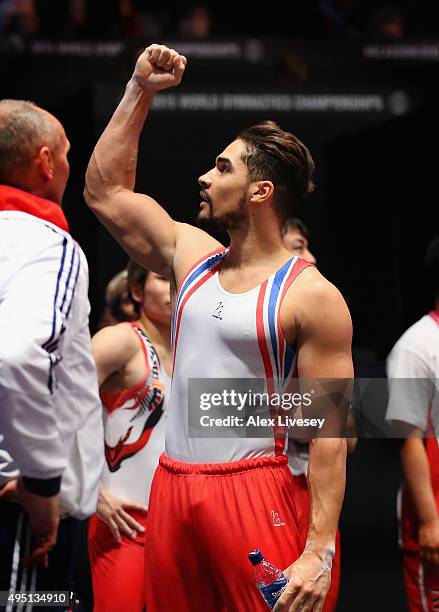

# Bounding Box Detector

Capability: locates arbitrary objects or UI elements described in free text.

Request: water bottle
[248,549,288,609]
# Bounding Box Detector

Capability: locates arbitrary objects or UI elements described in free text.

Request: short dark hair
[105,269,132,322]
[0,99,59,183]
[424,236,439,300]
[237,120,315,220]
[126,259,149,316]
[282,216,310,241]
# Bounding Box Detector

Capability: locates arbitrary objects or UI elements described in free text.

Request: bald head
[0,99,70,203]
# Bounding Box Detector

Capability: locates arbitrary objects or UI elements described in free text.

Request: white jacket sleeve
[0,234,77,486]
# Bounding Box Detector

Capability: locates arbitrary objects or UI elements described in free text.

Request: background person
[88,260,172,612]
[386,236,439,611]
[281,215,317,265]
[96,267,136,330]
[0,99,103,605]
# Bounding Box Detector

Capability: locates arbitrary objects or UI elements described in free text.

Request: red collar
[0,185,69,233]
[429,310,439,327]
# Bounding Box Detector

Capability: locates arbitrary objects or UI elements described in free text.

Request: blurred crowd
[0,0,437,42]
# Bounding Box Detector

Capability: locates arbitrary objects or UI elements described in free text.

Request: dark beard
[196,194,247,233]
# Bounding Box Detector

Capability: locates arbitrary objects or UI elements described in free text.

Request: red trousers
[88,511,147,612]
[293,474,341,612]
[144,453,302,612]
[403,552,439,611]
[400,486,439,611]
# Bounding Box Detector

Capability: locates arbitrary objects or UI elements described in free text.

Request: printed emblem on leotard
[212,301,224,320]
[104,330,165,472]
[104,387,164,473]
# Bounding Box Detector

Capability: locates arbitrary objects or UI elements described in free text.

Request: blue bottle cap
[248,549,264,565]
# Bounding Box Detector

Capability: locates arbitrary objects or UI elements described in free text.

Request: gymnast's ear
[248,180,274,205]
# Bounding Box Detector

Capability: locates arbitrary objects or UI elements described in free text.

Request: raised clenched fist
[132,44,187,93]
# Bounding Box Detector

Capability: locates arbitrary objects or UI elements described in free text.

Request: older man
[0,100,103,605]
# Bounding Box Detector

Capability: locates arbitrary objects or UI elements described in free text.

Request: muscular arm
[84,44,220,277]
[400,429,439,565]
[275,272,353,611]
[299,278,352,560]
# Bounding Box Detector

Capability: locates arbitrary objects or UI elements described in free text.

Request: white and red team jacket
[0,187,103,518]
